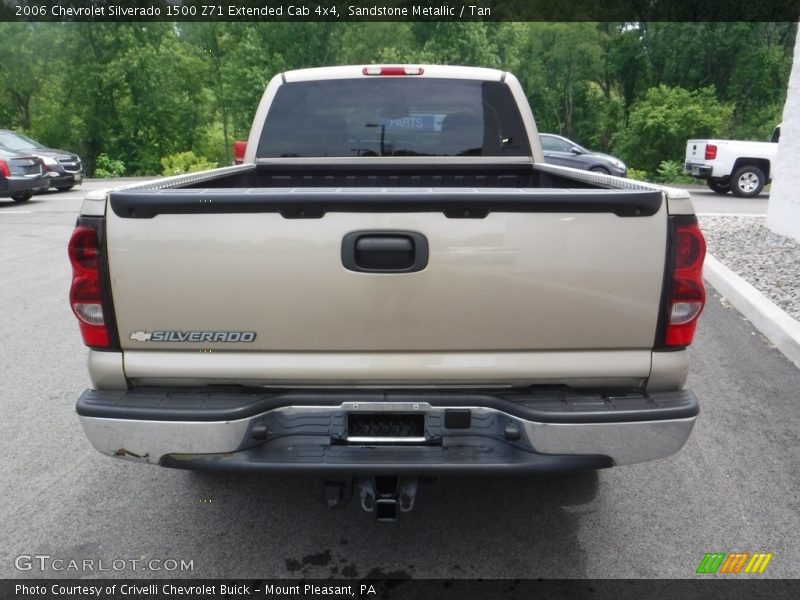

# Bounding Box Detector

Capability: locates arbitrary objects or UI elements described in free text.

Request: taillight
[362,66,424,76]
[662,217,706,347]
[69,221,114,349]
[68,226,100,270]
[233,140,247,164]
[705,144,717,160]
[0,160,10,177]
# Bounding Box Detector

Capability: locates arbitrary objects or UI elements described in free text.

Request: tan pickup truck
[69,65,705,519]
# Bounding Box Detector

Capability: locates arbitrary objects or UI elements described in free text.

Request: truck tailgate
[685,139,710,164]
[105,187,667,382]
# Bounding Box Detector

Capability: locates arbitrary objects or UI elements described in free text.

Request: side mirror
[233,140,247,164]
[570,146,584,155]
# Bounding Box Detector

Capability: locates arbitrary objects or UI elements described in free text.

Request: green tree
[612,85,733,176]
[0,21,793,179]
[28,23,213,174]
[410,22,499,66]
[327,22,417,64]
[0,23,47,130]
[636,22,794,137]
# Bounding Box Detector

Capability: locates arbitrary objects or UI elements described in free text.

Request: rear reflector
[705,144,717,160]
[663,218,706,347]
[362,66,424,76]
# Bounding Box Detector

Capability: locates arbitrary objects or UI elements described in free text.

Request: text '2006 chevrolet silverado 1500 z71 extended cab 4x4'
[70,65,705,519]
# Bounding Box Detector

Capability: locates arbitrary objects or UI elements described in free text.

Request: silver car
[540,133,627,177]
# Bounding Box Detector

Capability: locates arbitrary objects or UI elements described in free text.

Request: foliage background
[0,22,794,178]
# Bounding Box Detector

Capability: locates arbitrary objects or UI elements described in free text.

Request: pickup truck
[683,131,779,197]
[70,65,705,520]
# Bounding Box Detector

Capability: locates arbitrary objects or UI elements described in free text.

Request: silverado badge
[129,331,257,342]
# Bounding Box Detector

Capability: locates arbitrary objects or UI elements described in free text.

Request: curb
[704,254,800,369]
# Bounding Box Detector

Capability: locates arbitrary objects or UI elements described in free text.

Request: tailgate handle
[342,231,428,273]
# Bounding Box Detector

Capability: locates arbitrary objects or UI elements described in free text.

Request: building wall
[768,24,800,241]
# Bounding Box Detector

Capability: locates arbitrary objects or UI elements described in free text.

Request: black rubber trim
[160,436,612,476]
[653,214,677,349]
[76,387,699,424]
[108,189,662,219]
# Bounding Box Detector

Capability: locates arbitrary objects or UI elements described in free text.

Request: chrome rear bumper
[77,388,698,472]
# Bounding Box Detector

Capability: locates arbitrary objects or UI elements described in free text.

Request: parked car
[683,128,779,197]
[539,133,627,176]
[0,130,83,191]
[0,146,49,202]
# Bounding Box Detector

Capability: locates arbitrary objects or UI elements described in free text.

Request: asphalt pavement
[1,183,797,579]
[686,184,769,216]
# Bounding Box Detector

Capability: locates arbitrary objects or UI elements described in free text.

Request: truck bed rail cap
[108,187,663,219]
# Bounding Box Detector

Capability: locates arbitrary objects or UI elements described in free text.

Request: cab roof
[282,64,507,83]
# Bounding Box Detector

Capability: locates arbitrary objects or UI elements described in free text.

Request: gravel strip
[699,216,800,321]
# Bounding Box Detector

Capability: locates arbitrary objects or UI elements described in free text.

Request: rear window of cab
[257,78,531,158]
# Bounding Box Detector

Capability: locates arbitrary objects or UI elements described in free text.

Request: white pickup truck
[69,65,705,519]
[683,129,779,197]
